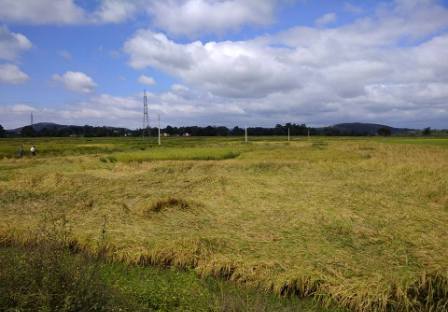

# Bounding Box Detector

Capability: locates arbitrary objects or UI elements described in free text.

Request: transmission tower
[142,90,149,137]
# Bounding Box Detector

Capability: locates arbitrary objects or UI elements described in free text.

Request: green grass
[112,146,242,162]
[1,136,448,311]
[376,137,448,147]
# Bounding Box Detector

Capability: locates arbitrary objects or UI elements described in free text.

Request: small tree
[377,127,391,136]
[422,127,431,136]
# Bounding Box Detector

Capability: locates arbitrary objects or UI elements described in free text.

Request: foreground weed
[0,215,131,311]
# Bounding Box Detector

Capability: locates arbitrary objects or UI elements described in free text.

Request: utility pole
[307,128,310,139]
[30,112,34,126]
[287,127,290,141]
[158,114,161,145]
[245,127,248,143]
[142,90,149,138]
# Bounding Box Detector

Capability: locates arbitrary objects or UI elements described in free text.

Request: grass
[376,137,448,147]
[1,136,448,311]
[111,146,242,162]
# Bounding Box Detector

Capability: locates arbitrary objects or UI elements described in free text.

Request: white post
[245,127,248,143]
[288,127,290,141]
[158,114,161,145]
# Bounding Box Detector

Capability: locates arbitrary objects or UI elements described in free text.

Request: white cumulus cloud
[0,0,86,24]
[53,71,97,93]
[124,30,298,98]
[0,0,286,35]
[0,26,32,61]
[0,0,137,25]
[0,63,29,84]
[148,0,279,36]
[93,0,138,23]
[138,74,156,86]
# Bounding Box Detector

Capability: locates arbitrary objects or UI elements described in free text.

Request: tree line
[2,123,309,137]
[0,123,445,138]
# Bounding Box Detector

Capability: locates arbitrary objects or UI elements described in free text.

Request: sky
[0,0,447,130]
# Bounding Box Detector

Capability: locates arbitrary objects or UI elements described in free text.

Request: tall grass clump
[0,215,130,311]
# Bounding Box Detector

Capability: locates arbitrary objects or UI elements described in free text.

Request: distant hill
[7,122,130,135]
[308,122,416,136]
[324,123,415,135]
[8,122,73,134]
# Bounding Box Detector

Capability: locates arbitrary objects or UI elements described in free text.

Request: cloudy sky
[0,0,447,130]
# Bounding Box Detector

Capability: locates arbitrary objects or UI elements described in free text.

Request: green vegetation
[376,137,448,147]
[112,147,241,162]
[1,136,448,311]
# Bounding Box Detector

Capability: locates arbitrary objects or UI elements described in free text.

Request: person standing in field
[30,145,36,156]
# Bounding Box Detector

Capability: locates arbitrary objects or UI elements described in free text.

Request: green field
[1,136,448,311]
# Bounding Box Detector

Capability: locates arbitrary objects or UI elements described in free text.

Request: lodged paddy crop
[1,136,447,311]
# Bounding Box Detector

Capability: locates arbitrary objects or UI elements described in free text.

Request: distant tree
[274,124,285,135]
[422,127,431,136]
[0,124,5,137]
[377,127,392,136]
[230,126,244,136]
[215,126,229,136]
[21,125,36,137]
[165,125,175,135]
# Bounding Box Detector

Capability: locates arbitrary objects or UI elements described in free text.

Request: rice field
[1,136,447,311]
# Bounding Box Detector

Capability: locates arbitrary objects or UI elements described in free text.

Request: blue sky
[0,0,447,129]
